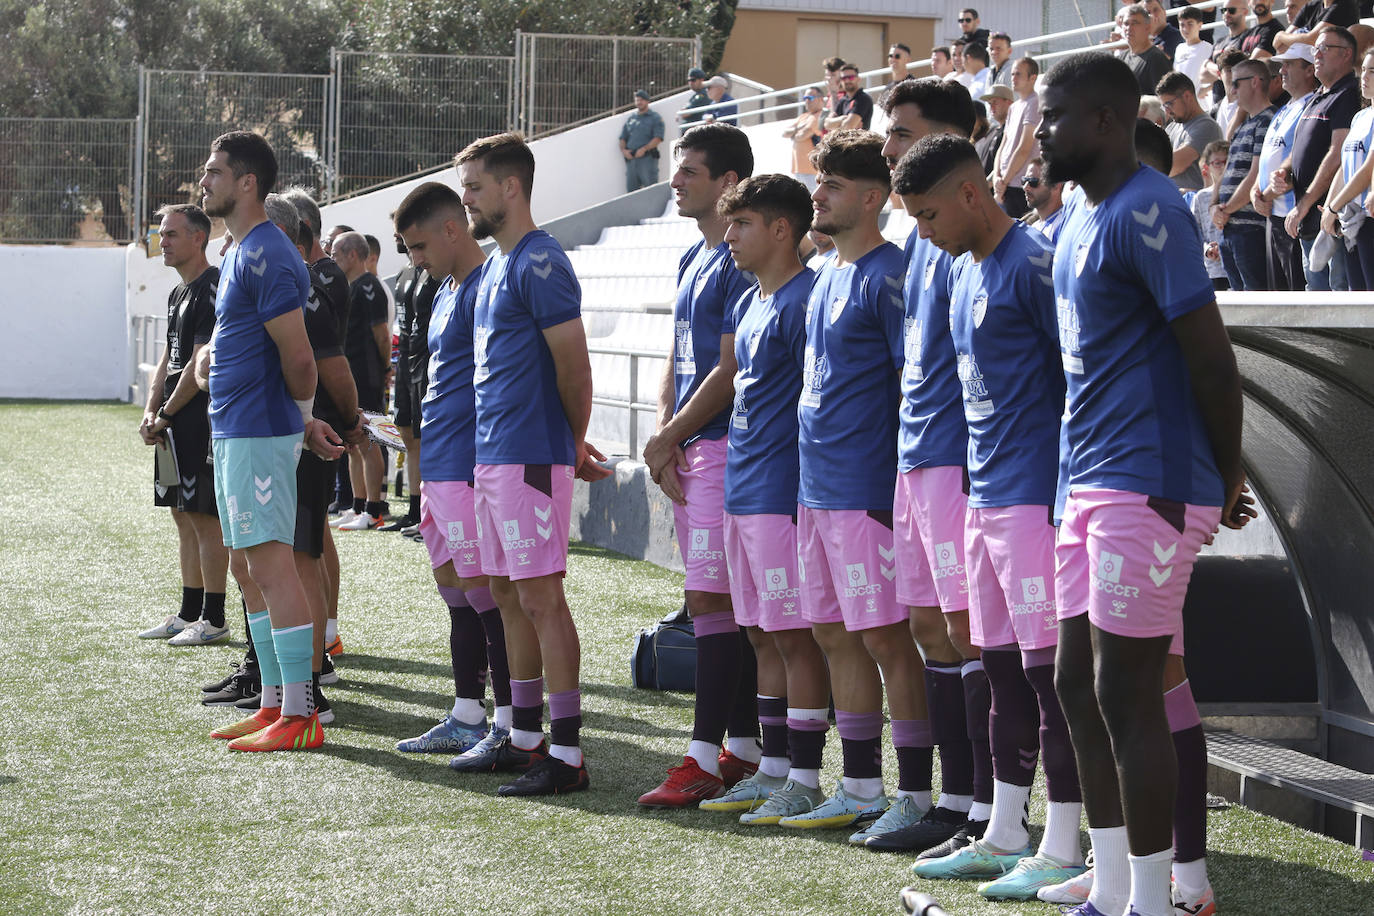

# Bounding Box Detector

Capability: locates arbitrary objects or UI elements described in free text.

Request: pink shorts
[671,437,730,594]
[894,466,971,612]
[1056,488,1220,653]
[724,512,808,632]
[797,505,906,632]
[965,504,1060,651]
[419,480,484,578]
[473,463,574,580]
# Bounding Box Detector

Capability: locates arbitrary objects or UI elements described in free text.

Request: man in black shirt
[1119,4,1173,94]
[826,63,874,130]
[1241,1,1284,57]
[385,243,439,534]
[1274,0,1361,55]
[138,203,230,647]
[956,7,991,48]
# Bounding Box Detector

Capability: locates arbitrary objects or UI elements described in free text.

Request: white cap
[1272,43,1316,64]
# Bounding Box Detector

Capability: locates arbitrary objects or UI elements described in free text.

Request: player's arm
[140,347,171,444]
[317,354,367,446]
[193,344,211,392]
[264,308,318,402]
[654,334,737,447]
[543,317,610,482]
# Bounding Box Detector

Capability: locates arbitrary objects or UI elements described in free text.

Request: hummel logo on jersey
[254,475,272,505]
[829,295,847,323]
[1028,250,1052,269]
[1132,202,1160,227]
[884,274,902,291]
[1141,225,1169,251]
[364,287,376,300]
[319,272,334,284]
[180,473,197,500]
[1149,540,1177,587]
[534,504,553,541]
[306,292,321,312]
[529,250,549,262]
[531,261,553,280]
[971,294,988,328]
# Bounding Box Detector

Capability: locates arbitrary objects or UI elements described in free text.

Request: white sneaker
[328,509,358,528]
[337,512,381,530]
[1036,851,1094,904]
[138,615,190,639]
[400,522,420,537]
[167,620,231,646]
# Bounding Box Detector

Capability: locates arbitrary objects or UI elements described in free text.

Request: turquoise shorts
[212,434,302,549]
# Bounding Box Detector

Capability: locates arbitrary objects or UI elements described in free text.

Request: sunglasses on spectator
[1222,7,1238,12]
[1024,177,1044,188]
[959,17,974,23]
[889,53,904,58]
[802,94,817,100]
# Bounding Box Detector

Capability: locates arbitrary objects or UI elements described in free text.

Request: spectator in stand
[822,57,846,118]
[704,76,739,125]
[988,32,1015,87]
[981,83,1013,128]
[1213,60,1278,289]
[783,87,826,188]
[680,68,711,125]
[950,39,973,88]
[1140,94,1168,124]
[1243,1,1284,57]
[1159,70,1225,189]
[1253,44,1320,289]
[1203,1,1253,108]
[963,42,993,100]
[974,97,1004,174]
[932,46,955,79]
[1268,57,1292,105]
[826,63,874,130]
[1272,26,1360,289]
[1188,140,1235,289]
[1217,51,1253,137]
[1120,5,1174,94]
[1274,0,1361,54]
[1174,7,1215,91]
[1146,0,1185,61]
[991,57,1042,219]
[957,8,991,48]
[1320,46,1374,289]
[1021,157,1067,241]
[886,43,915,92]
[620,89,665,193]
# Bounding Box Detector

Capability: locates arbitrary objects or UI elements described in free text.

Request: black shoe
[915,818,989,860]
[202,668,261,707]
[497,755,589,797]
[865,805,968,852]
[314,680,334,724]
[201,662,242,693]
[319,654,339,685]
[449,735,547,773]
[233,688,262,710]
[379,515,416,532]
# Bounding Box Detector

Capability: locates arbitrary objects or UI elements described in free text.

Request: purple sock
[1167,678,1208,863]
[963,659,994,804]
[836,710,883,779]
[691,610,741,745]
[469,590,512,708]
[727,636,760,741]
[891,718,934,792]
[787,716,828,770]
[759,696,789,759]
[927,660,974,797]
[548,688,582,748]
[510,676,544,733]
[981,648,1039,788]
[1022,652,1082,803]
[439,586,487,701]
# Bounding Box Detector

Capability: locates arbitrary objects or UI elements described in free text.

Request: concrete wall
[571,459,683,573]
[0,245,128,400]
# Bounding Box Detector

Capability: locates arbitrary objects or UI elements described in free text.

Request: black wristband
[157,405,174,422]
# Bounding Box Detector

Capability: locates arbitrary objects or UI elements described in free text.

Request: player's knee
[909,606,953,655]
[685,590,731,616]
[860,622,919,666]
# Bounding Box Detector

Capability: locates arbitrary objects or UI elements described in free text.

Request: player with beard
[138,204,229,647]
[1036,53,1251,916]
[450,133,610,796]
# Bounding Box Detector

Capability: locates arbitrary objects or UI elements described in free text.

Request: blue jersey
[673,240,754,445]
[473,230,581,466]
[948,222,1063,508]
[1054,165,1222,506]
[798,243,906,510]
[420,274,479,481]
[725,268,813,515]
[208,221,310,439]
[898,231,967,472]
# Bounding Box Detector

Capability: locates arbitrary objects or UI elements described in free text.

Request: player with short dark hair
[138,203,229,648]
[385,232,439,534]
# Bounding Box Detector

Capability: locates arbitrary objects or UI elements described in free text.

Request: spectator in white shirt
[1174,7,1214,93]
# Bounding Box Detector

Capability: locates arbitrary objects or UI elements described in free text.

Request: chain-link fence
[0,118,137,243]
[1035,0,1120,55]
[331,51,515,198]
[516,32,700,137]
[139,69,330,225]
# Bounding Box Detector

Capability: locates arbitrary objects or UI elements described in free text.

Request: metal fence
[330,50,516,198]
[138,69,330,225]
[0,118,137,243]
[515,31,700,137]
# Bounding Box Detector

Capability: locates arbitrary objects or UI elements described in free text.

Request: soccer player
[138,203,230,647]
[897,133,1086,900]
[1038,53,1251,916]
[451,133,609,796]
[639,123,764,808]
[385,246,438,534]
[391,181,514,760]
[865,78,996,856]
[692,174,833,824]
[790,129,930,838]
[196,130,329,752]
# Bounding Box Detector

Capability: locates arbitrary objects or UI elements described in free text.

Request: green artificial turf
[0,402,1370,914]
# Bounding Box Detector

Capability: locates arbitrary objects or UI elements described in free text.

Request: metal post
[693,36,702,70]
[328,48,339,201]
[513,30,522,133]
[526,34,538,137]
[134,66,147,242]
[628,353,639,457]
[611,38,620,116]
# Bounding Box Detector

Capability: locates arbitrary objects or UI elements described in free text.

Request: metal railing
[129,314,167,406]
[0,117,137,243]
[588,344,666,457]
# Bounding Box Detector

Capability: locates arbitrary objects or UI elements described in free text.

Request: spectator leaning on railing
[680,68,711,125]
[826,63,873,130]
[782,87,825,188]
[704,76,739,125]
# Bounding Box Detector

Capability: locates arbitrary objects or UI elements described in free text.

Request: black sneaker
[448,734,546,773]
[314,679,334,724]
[319,654,339,686]
[379,515,416,532]
[201,662,242,693]
[498,755,589,797]
[233,688,262,710]
[865,805,968,852]
[914,818,989,860]
[202,668,261,707]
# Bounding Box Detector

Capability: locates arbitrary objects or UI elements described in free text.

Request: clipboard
[154,428,180,487]
[361,411,407,451]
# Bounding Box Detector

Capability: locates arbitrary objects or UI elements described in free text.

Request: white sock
[687,740,722,777]
[260,684,283,710]
[493,704,513,731]
[968,800,993,822]
[788,767,821,788]
[324,618,338,643]
[511,727,544,750]
[1038,800,1084,865]
[788,706,828,721]
[1127,847,1175,916]
[758,755,790,778]
[281,680,311,717]
[1173,857,1209,894]
[1088,826,1131,916]
[725,736,762,764]
[451,696,486,726]
[898,789,933,811]
[983,780,1031,852]
[843,776,884,799]
[549,743,583,767]
[939,793,973,814]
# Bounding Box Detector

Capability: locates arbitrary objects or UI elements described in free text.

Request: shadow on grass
[581,680,693,709]
[330,676,453,712]
[1210,849,1370,912]
[0,774,16,785]
[338,652,452,679]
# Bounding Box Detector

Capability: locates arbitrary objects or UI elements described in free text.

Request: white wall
[0,245,128,399]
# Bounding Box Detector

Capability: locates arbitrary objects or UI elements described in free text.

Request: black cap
[634,89,650,100]
[687,67,707,80]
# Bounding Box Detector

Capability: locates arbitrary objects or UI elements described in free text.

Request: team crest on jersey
[695,265,713,297]
[971,294,988,328]
[924,256,938,290]
[1074,242,1090,277]
[829,296,847,323]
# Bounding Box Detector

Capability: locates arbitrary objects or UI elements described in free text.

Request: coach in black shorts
[138,203,230,647]
[386,246,439,532]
